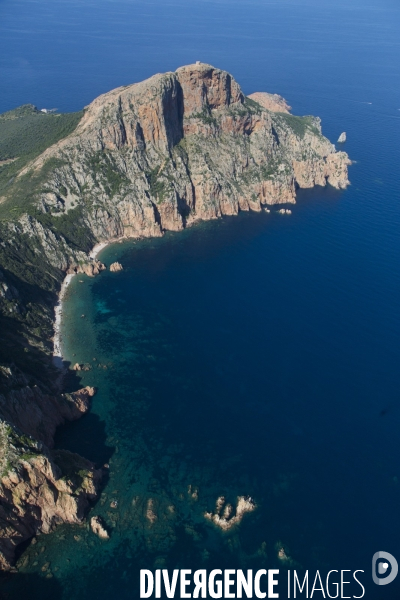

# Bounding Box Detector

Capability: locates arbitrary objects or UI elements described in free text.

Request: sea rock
[204,495,256,530]
[90,516,109,539]
[278,547,289,561]
[277,208,292,214]
[67,260,106,277]
[109,262,123,272]
[146,499,157,524]
[337,132,346,143]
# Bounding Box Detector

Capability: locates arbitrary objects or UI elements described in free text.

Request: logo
[372,551,398,585]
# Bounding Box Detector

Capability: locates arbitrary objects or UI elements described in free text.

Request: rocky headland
[0,62,350,569]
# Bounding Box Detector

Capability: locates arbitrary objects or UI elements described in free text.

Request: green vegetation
[19,451,39,462]
[52,449,90,490]
[273,113,321,139]
[0,105,82,219]
[85,151,129,198]
[0,105,82,161]
[146,165,167,202]
[244,96,262,111]
[243,96,263,115]
[0,421,41,477]
[0,103,101,386]
[146,162,176,204]
[0,228,61,289]
[32,205,95,253]
[190,106,217,126]
[0,156,68,220]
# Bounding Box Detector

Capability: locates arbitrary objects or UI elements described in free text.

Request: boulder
[90,516,109,539]
[109,262,123,272]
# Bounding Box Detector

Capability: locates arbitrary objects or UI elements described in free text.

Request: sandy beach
[90,235,127,260]
[89,241,109,260]
[52,273,75,367]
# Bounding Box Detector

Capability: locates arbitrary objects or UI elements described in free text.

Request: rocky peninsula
[0,62,350,569]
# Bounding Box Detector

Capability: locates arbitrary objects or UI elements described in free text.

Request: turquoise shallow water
[1,0,400,598]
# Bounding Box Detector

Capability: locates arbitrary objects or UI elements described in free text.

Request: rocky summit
[0,63,350,569]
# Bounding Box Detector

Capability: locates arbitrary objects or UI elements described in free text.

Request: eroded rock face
[14,62,350,247]
[176,63,244,118]
[0,420,101,570]
[293,151,351,190]
[247,92,291,113]
[0,367,96,448]
[67,260,106,277]
[0,366,102,569]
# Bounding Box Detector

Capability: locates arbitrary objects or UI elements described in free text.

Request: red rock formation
[248,91,291,113]
[0,367,101,569]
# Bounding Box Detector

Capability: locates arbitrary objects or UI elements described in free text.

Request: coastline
[53,235,127,367]
[53,273,75,368]
[89,235,129,259]
[89,240,114,260]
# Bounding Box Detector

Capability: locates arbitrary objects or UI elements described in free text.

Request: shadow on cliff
[55,369,114,471]
[0,571,63,600]
[295,181,345,204]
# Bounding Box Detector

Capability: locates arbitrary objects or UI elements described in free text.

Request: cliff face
[0,419,101,571]
[0,366,96,449]
[0,366,101,570]
[0,63,350,569]
[9,62,350,243]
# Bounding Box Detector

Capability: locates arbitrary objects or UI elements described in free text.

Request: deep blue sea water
[1,1,400,598]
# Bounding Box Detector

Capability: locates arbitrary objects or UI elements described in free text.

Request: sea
[0,0,400,598]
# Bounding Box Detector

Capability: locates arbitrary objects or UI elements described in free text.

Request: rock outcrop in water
[109,261,123,272]
[0,62,351,569]
[205,495,256,530]
[67,259,106,277]
[90,515,109,539]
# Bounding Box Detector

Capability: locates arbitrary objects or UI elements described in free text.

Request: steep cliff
[0,366,101,570]
[0,63,350,569]
[0,62,350,244]
[0,418,101,571]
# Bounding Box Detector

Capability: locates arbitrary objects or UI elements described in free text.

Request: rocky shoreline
[0,62,351,571]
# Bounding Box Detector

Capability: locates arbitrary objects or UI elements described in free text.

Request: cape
[0,63,350,569]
